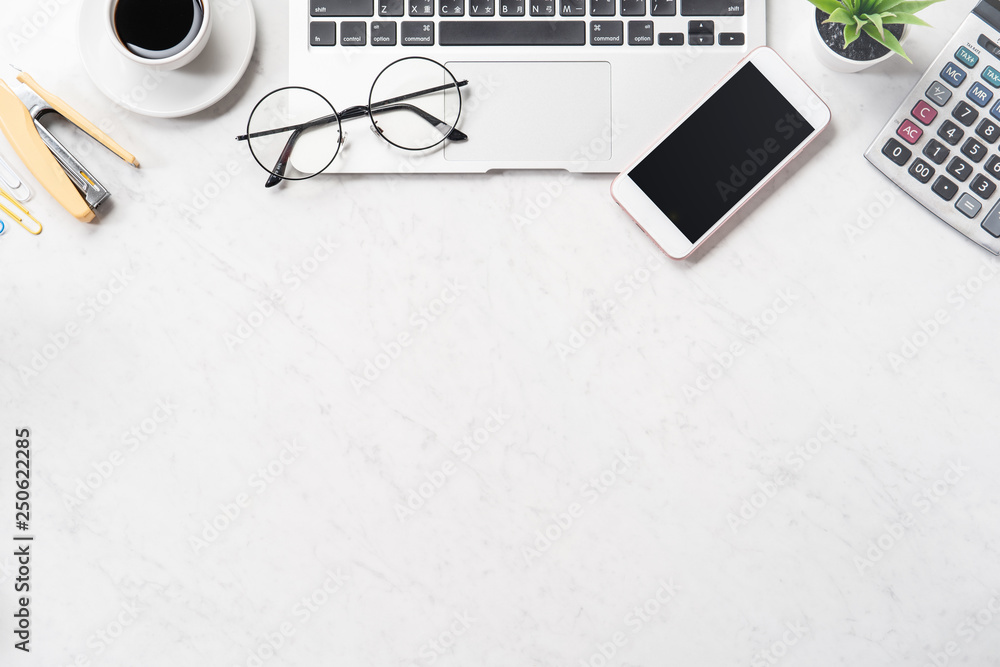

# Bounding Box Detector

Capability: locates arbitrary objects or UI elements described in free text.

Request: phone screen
[628,62,815,243]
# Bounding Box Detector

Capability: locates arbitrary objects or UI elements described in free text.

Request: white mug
[105,0,213,70]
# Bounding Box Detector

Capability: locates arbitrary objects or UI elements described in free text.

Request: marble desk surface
[2,0,999,666]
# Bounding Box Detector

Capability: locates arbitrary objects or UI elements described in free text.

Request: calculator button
[986,155,1000,178]
[932,176,959,201]
[962,138,988,163]
[927,81,953,106]
[952,101,980,127]
[957,45,980,68]
[942,62,968,87]
[908,159,935,184]
[923,139,950,164]
[882,138,912,165]
[912,100,938,125]
[982,200,1000,237]
[972,174,997,198]
[938,120,964,145]
[984,66,1000,88]
[947,157,973,182]
[968,82,994,107]
[977,118,1000,143]
[897,119,923,144]
[991,99,1000,122]
[956,193,983,218]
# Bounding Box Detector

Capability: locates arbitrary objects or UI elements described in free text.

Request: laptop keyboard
[308,0,745,46]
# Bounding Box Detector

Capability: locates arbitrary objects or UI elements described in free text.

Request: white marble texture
[2,0,1000,666]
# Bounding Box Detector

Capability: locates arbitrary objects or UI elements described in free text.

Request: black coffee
[114,0,204,59]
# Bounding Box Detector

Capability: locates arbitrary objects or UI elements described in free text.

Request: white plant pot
[812,15,909,73]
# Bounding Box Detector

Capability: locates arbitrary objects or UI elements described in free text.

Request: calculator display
[629,63,815,243]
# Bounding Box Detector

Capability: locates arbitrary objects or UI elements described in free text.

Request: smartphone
[610,47,831,259]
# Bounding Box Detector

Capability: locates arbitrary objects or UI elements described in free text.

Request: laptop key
[621,0,645,15]
[689,33,714,45]
[371,21,397,44]
[590,0,615,15]
[380,0,404,14]
[501,0,525,15]
[719,32,744,45]
[657,31,683,44]
[409,0,433,14]
[470,0,495,14]
[401,20,434,43]
[309,21,337,44]
[628,20,653,44]
[681,0,742,14]
[590,20,623,44]
[529,0,555,15]
[340,20,367,44]
[972,174,997,199]
[440,0,464,14]
[311,0,373,15]
[439,20,586,44]
[650,0,675,14]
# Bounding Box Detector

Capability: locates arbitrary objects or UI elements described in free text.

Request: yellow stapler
[0,72,139,223]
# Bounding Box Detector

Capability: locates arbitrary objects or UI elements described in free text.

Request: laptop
[289,0,765,173]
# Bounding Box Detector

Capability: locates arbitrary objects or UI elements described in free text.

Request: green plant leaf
[885,11,932,26]
[806,0,845,14]
[843,20,860,46]
[888,0,943,14]
[825,7,855,23]
[863,21,911,61]
[863,12,885,37]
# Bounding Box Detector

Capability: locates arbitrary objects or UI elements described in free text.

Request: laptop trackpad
[444,61,612,163]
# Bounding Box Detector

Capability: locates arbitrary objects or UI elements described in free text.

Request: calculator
[865,0,1000,254]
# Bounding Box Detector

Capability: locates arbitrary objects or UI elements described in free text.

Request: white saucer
[78,0,256,118]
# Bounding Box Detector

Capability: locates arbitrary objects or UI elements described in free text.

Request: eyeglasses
[236,57,468,187]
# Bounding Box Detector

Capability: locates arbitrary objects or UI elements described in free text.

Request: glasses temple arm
[265,128,304,188]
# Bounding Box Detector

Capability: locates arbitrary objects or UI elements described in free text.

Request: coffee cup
[105,0,213,71]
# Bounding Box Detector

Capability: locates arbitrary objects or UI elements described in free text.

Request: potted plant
[808,0,943,73]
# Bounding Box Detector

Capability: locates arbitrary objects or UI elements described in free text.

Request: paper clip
[0,152,29,202]
[0,187,41,234]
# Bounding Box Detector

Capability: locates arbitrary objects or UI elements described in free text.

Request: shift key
[312,0,374,15]
[681,0,743,14]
